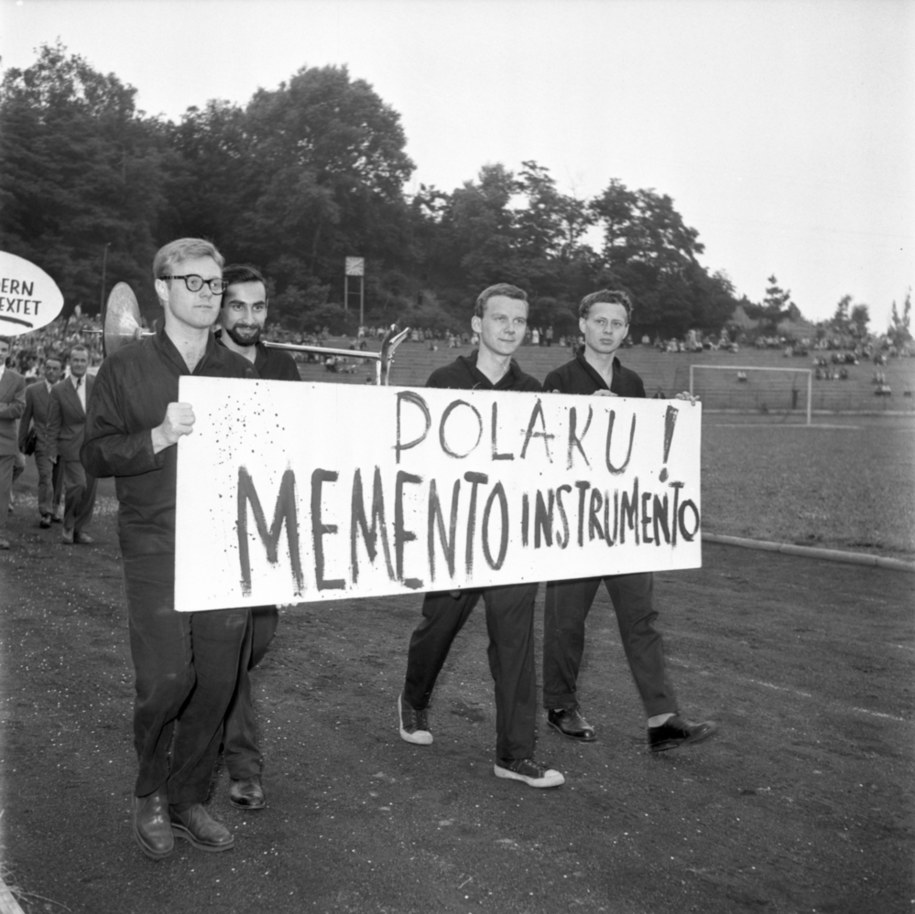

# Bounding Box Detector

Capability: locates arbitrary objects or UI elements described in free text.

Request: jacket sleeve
[542,369,563,393]
[80,360,165,479]
[17,388,33,451]
[46,388,61,462]
[281,355,301,382]
[0,375,25,421]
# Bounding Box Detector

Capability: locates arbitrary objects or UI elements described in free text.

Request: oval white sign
[0,251,65,336]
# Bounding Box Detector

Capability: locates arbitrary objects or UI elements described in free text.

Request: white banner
[174,379,702,611]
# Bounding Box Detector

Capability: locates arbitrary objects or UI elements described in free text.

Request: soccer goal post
[689,364,813,425]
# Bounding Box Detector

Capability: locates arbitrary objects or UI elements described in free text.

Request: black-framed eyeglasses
[161,274,228,295]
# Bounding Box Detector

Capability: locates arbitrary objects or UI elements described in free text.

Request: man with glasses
[82,238,256,860]
[215,263,299,812]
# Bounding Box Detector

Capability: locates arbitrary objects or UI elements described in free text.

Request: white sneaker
[398,693,433,745]
[493,757,564,788]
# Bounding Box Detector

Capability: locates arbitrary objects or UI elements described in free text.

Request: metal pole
[99,243,110,314]
[806,370,812,427]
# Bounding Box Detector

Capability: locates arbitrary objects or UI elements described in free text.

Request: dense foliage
[1,42,891,343]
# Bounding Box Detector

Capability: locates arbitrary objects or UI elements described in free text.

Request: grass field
[19,338,912,562]
[700,415,914,559]
[285,338,915,562]
[294,337,915,416]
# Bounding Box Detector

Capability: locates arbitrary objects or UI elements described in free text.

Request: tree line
[1,43,907,347]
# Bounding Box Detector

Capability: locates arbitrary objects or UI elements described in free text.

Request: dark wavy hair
[578,289,633,321]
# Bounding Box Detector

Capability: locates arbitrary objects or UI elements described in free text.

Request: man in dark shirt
[216,263,300,811]
[216,263,301,381]
[397,283,564,789]
[82,238,255,860]
[541,289,717,752]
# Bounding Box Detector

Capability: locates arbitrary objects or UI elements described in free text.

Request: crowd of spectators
[4,314,911,385]
[398,325,570,350]
[5,315,105,380]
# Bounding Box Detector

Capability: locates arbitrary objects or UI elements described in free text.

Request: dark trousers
[403,583,538,761]
[123,554,248,804]
[223,606,279,779]
[0,454,14,536]
[542,571,677,718]
[60,458,96,533]
[34,449,63,517]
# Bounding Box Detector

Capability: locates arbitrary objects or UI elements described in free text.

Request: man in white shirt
[19,354,65,527]
[47,344,97,544]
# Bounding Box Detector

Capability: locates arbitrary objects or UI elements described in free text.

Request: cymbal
[103,282,150,356]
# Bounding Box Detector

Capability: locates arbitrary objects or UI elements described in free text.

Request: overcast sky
[1,0,912,328]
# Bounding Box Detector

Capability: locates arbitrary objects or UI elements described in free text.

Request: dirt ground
[1,471,913,914]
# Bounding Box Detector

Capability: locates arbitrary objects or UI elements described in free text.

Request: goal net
[688,364,812,425]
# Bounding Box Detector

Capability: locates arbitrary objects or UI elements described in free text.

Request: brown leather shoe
[170,803,235,852]
[229,776,266,810]
[133,792,174,860]
[74,531,94,544]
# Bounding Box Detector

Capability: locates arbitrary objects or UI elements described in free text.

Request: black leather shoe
[547,708,596,742]
[133,792,174,860]
[170,803,235,852]
[649,715,718,752]
[229,776,266,810]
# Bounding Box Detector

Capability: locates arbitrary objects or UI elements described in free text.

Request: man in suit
[0,336,27,550]
[215,263,300,812]
[47,343,97,544]
[18,354,65,527]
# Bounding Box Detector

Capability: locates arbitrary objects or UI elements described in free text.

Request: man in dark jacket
[541,289,717,752]
[397,283,564,789]
[47,344,97,544]
[18,353,64,527]
[215,263,300,811]
[0,336,26,550]
[82,238,256,860]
